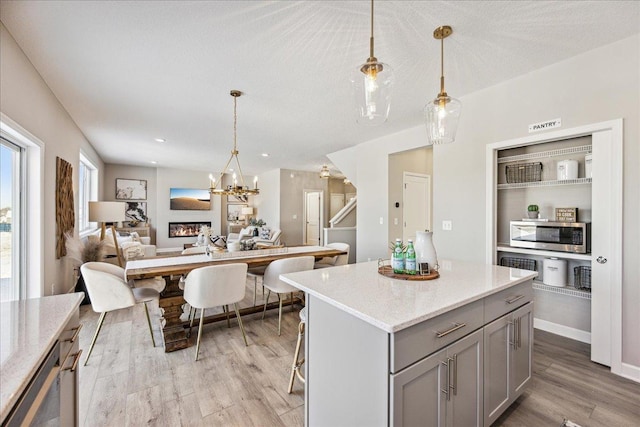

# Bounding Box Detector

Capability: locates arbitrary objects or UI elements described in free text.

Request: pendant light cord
[440,36,445,96]
[369,0,374,58]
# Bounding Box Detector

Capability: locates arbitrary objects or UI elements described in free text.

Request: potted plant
[249,218,266,236]
[527,204,539,219]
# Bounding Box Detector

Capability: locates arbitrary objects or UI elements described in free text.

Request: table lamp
[89,201,126,266]
[241,206,254,225]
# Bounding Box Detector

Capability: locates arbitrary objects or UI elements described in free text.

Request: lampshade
[89,201,126,222]
[351,0,394,125]
[425,25,461,145]
[241,207,254,215]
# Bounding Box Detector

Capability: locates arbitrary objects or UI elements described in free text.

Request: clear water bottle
[392,238,405,273]
[405,239,416,275]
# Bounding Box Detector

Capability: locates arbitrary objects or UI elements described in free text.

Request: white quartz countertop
[281,260,537,333]
[0,293,83,422]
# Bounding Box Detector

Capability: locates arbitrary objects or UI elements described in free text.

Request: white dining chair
[81,262,160,366]
[314,242,350,269]
[261,256,314,335]
[288,306,307,393]
[182,263,249,361]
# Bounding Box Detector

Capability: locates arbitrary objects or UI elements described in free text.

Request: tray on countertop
[377,265,440,281]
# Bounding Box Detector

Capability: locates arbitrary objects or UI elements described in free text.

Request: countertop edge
[0,293,84,423]
[281,272,536,333]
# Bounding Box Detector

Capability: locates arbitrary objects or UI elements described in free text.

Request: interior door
[403,173,431,244]
[305,191,321,246]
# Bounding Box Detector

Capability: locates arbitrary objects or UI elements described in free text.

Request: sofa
[227,226,282,246]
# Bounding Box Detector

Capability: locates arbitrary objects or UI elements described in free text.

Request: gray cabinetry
[59,309,81,426]
[484,302,533,425]
[391,328,484,427]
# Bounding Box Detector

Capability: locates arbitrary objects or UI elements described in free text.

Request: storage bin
[574,266,591,291]
[505,162,543,183]
[499,257,537,271]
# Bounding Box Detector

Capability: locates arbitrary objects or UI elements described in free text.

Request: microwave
[510,221,591,254]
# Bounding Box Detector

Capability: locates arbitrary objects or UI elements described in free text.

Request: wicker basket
[573,266,591,291]
[500,257,537,271]
[506,162,543,183]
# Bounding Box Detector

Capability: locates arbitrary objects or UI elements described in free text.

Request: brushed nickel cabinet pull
[440,357,451,400]
[62,350,83,372]
[508,320,516,350]
[505,294,524,304]
[517,317,522,349]
[65,324,83,343]
[436,322,467,338]
[452,354,458,396]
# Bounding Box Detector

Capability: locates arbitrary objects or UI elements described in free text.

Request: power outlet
[292,214,297,220]
[441,260,452,271]
[51,283,56,294]
[442,220,452,231]
[394,218,398,225]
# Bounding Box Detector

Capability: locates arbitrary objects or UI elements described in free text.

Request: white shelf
[498,177,591,190]
[497,245,592,261]
[497,145,592,164]
[532,280,592,300]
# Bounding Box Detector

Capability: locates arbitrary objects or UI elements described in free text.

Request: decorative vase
[415,231,438,271]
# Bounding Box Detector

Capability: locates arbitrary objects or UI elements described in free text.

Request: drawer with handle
[484,280,534,324]
[391,299,484,373]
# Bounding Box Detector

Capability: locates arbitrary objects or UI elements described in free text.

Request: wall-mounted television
[169,188,211,210]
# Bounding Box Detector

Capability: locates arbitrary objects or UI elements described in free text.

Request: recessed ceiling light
[154,138,166,143]
[262,153,269,157]
[150,160,158,164]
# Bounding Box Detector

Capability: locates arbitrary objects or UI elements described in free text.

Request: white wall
[0,23,104,295]
[252,168,280,230]
[330,35,640,368]
[155,167,220,250]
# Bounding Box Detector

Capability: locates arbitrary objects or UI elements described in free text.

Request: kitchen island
[281,260,537,427]
[1,293,83,425]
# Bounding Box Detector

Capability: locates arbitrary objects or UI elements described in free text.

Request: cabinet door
[446,329,483,427]
[483,315,511,426]
[391,348,446,427]
[510,303,533,396]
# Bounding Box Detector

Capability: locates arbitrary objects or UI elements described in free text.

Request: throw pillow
[259,227,271,239]
[130,232,141,242]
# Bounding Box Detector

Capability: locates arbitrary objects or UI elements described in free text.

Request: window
[1,138,23,301]
[78,153,98,233]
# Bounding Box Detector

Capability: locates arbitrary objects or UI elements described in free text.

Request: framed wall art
[116,178,147,200]
[227,193,249,203]
[124,201,147,223]
[169,188,211,210]
[227,204,247,221]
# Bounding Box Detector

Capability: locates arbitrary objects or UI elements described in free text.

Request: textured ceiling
[1,1,638,177]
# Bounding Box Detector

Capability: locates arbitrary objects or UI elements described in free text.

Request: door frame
[303,189,324,246]
[485,119,624,378]
[402,172,431,243]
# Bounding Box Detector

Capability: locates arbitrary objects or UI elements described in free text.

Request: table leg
[159,279,190,352]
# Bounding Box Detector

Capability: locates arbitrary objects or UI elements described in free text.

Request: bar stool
[288,306,307,393]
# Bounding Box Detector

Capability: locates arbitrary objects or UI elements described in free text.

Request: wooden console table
[116,225,150,237]
[125,246,346,352]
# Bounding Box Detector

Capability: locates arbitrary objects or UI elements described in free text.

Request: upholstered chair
[314,242,350,269]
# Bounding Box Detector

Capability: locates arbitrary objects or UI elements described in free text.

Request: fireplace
[168,222,211,238]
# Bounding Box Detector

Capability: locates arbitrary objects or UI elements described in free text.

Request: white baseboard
[618,362,640,383]
[533,318,591,344]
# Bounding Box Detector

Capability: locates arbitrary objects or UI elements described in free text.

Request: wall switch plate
[379,217,384,225]
[394,218,398,225]
[292,214,297,219]
[442,220,452,231]
[441,260,452,270]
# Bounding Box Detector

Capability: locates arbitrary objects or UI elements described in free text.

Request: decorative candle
[254,176,258,189]
[209,174,215,189]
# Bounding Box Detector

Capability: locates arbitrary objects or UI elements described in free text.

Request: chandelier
[425,25,461,144]
[319,165,331,178]
[351,0,394,125]
[209,90,259,198]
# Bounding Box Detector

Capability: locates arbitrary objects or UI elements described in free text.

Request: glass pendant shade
[425,95,461,144]
[351,60,394,125]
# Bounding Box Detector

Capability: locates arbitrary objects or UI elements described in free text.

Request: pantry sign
[528,118,561,133]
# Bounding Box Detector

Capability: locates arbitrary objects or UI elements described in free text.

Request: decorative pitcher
[415,231,438,271]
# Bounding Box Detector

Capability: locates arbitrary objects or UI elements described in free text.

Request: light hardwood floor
[77,286,640,426]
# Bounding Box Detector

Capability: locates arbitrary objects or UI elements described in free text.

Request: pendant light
[351,0,394,125]
[425,26,461,144]
[319,165,331,179]
[209,90,259,199]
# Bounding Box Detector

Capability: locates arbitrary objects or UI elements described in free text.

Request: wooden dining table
[125,245,346,352]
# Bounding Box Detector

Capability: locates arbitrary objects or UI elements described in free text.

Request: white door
[305,191,321,246]
[403,173,431,244]
[591,129,619,367]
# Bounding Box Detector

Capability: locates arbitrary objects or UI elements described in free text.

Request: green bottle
[392,238,405,273]
[405,239,417,275]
